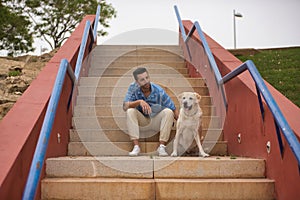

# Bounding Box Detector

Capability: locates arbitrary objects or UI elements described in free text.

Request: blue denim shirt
[124,82,176,116]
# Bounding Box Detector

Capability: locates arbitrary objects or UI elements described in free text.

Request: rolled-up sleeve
[161,91,176,111]
[124,82,138,102]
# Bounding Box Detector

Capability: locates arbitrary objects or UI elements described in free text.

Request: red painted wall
[180,20,300,200]
[0,15,96,200]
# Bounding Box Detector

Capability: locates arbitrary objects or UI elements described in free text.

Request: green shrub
[8,70,21,77]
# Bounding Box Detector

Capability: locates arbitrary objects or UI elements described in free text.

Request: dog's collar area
[183,108,198,117]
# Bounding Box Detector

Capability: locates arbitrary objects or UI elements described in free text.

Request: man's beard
[141,82,151,92]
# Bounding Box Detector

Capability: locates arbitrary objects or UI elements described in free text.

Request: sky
[2,0,298,56]
[97,0,300,49]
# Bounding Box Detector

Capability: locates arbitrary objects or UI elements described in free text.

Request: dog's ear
[178,92,184,103]
[194,92,201,103]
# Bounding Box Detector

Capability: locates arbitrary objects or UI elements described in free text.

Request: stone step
[88,67,188,77]
[73,105,215,117]
[42,178,155,200]
[69,128,223,142]
[92,51,183,58]
[77,85,209,96]
[88,72,189,78]
[95,48,182,55]
[75,95,212,106]
[72,116,220,130]
[67,141,227,156]
[78,77,206,87]
[45,156,266,178]
[155,179,275,200]
[91,61,186,69]
[91,55,185,63]
[91,45,184,55]
[42,177,274,200]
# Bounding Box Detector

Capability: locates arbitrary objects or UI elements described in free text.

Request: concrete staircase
[41,45,275,199]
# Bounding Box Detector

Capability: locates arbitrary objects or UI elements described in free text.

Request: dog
[171,92,209,157]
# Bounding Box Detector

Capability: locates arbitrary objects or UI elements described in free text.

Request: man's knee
[126,108,137,117]
[162,108,174,118]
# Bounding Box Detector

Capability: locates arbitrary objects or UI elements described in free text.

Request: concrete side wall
[180,20,300,200]
[0,15,96,200]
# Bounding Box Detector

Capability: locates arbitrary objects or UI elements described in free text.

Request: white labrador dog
[171,92,209,157]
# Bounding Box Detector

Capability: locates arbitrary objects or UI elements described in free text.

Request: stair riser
[46,158,153,178]
[78,86,209,96]
[89,73,189,78]
[90,61,185,69]
[70,129,223,142]
[67,141,227,156]
[88,67,188,77]
[79,77,206,87]
[94,51,182,57]
[91,61,186,69]
[42,178,155,200]
[75,96,212,106]
[156,179,275,200]
[92,47,183,55]
[73,105,215,117]
[42,178,274,200]
[91,45,184,52]
[90,66,187,73]
[46,157,265,179]
[72,116,220,130]
[91,55,185,63]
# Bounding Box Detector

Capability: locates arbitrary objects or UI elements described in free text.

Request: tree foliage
[20,0,117,49]
[1,0,116,55]
[0,1,34,56]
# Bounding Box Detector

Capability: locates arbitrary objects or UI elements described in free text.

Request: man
[123,67,178,156]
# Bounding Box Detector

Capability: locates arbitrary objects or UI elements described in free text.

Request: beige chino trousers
[126,108,174,142]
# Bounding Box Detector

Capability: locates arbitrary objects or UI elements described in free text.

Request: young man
[123,67,178,156]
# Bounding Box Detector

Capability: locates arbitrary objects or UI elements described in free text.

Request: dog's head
[178,92,201,111]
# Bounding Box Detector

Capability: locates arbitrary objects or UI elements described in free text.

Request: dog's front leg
[171,127,182,157]
[195,131,209,157]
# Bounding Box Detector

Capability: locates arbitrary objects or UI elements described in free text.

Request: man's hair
[133,67,148,80]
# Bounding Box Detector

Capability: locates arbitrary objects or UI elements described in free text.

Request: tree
[15,0,117,50]
[0,2,34,56]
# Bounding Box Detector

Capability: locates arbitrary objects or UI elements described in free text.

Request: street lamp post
[233,9,243,49]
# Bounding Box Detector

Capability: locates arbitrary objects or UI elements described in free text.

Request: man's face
[136,72,150,90]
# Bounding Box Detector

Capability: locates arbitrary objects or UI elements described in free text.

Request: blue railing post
[22,5,101,199]
[246,60,300,164]
[74,20,92,80]
[93,4,101,41]
[174,5,300,165]
[174,5,187,40]
[221,59,300,165]
[22,59,70,200]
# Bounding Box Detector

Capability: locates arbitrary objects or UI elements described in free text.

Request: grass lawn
[234,47,300,107]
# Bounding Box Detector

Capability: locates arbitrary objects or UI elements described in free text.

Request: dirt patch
[0,50,56,120]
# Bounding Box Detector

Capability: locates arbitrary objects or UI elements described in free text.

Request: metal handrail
[22,4,101,199]
[222,60,300,164]
[174,5,227,107]
[174,5,300,165]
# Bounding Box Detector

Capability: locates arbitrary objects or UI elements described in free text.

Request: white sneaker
[157,144,168,156]
[129,145,140,156]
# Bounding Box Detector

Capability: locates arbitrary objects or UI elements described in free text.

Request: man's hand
[139,100,152,115]
[123,100,152,115]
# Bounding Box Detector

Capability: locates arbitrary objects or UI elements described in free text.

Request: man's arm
[173,108,179,120]
[123,100,141,111]
[123,100,152,115]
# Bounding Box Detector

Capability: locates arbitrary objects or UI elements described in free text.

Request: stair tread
[48,155,260,160]
[43,177,274,182]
